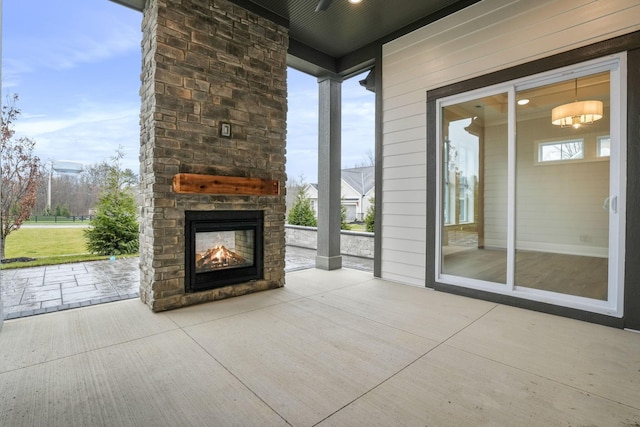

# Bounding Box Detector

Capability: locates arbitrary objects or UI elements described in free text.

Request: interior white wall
[482,123,508,250]
[482,117,610,257]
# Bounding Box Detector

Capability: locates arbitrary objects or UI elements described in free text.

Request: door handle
[603,196,618,213]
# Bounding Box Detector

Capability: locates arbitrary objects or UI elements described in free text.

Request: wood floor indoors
[443,248,608,300]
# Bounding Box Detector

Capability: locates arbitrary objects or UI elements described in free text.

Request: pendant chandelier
[551,78,603,129]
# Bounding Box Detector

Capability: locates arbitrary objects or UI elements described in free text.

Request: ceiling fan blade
[315,0,334,12]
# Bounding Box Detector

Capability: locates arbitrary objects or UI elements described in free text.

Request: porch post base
[315,255,342,271]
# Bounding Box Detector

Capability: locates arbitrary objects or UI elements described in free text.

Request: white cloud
[3,2,140,87]
[7,25,139,75]
[14,103,141,173]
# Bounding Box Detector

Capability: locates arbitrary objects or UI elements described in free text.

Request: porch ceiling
[110,0,480,77]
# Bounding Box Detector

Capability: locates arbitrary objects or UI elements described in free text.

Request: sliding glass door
[514,73,610,301]
[440,93,508,285]
[436,56,625,316]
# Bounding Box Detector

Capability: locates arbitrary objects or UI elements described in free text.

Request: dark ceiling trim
[288,38,338,75]
[337,44,376,77]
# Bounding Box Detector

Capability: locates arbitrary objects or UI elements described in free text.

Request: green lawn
[1,227,136,269]
[347,223,367,232]
[5,228,89,258]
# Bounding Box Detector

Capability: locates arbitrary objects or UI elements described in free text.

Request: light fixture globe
[551,100,603,128]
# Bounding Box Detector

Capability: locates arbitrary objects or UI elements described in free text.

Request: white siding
[380,0,640,285]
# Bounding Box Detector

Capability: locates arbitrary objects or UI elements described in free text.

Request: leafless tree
[542,140,583,161]
[351,149,375,168]
[33,158,139,217]
[285,173,308,215]
[0,95,44,259]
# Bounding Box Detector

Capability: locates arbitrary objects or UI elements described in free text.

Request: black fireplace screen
[185,210,263,292]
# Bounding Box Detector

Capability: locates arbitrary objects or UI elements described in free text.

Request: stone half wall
[285,225,375,259]
[139,0,288,312]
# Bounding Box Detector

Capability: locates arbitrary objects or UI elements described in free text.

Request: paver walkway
[1,258,140,319]
[1,246,372,319]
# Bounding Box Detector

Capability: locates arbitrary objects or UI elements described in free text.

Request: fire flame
[196,245,246,271]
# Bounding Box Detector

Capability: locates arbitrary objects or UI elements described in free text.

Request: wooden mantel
[172,173,279,196]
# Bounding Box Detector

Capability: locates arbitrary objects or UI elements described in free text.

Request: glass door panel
[441,94,508,284]
[514,73,610,300]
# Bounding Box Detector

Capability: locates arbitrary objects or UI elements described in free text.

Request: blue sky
[2,0,374,183]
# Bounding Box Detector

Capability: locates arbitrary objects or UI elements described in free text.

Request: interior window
[538,139,584,162]
[597,136,611,157]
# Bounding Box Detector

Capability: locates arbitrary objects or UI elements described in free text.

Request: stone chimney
[138,0,288,312]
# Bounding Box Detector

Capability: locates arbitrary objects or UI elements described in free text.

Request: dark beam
[288,39,338,76]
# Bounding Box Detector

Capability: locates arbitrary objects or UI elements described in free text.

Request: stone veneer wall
[285,225,375,259]
[139,0,288,312]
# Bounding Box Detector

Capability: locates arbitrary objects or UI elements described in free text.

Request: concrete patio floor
[0,268,639,426]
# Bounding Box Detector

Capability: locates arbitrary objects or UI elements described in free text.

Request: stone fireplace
[138,0,288,312]
[185,210,264,292]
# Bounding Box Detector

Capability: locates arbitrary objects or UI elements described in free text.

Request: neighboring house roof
[308,166,374,197]
[341,166,375,196]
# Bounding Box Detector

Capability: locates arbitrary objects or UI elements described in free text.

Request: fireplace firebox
[185,210,263,292]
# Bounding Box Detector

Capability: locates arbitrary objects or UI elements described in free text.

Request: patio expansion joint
[311,302,503,426]
[447,342,640,412]
[306,282,498,347]
[439,306,640,413]
[172,295,299,329]
[287,280,368,300]
[180,321,294,426]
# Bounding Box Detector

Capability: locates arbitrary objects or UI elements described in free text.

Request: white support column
[315,75,343,270]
